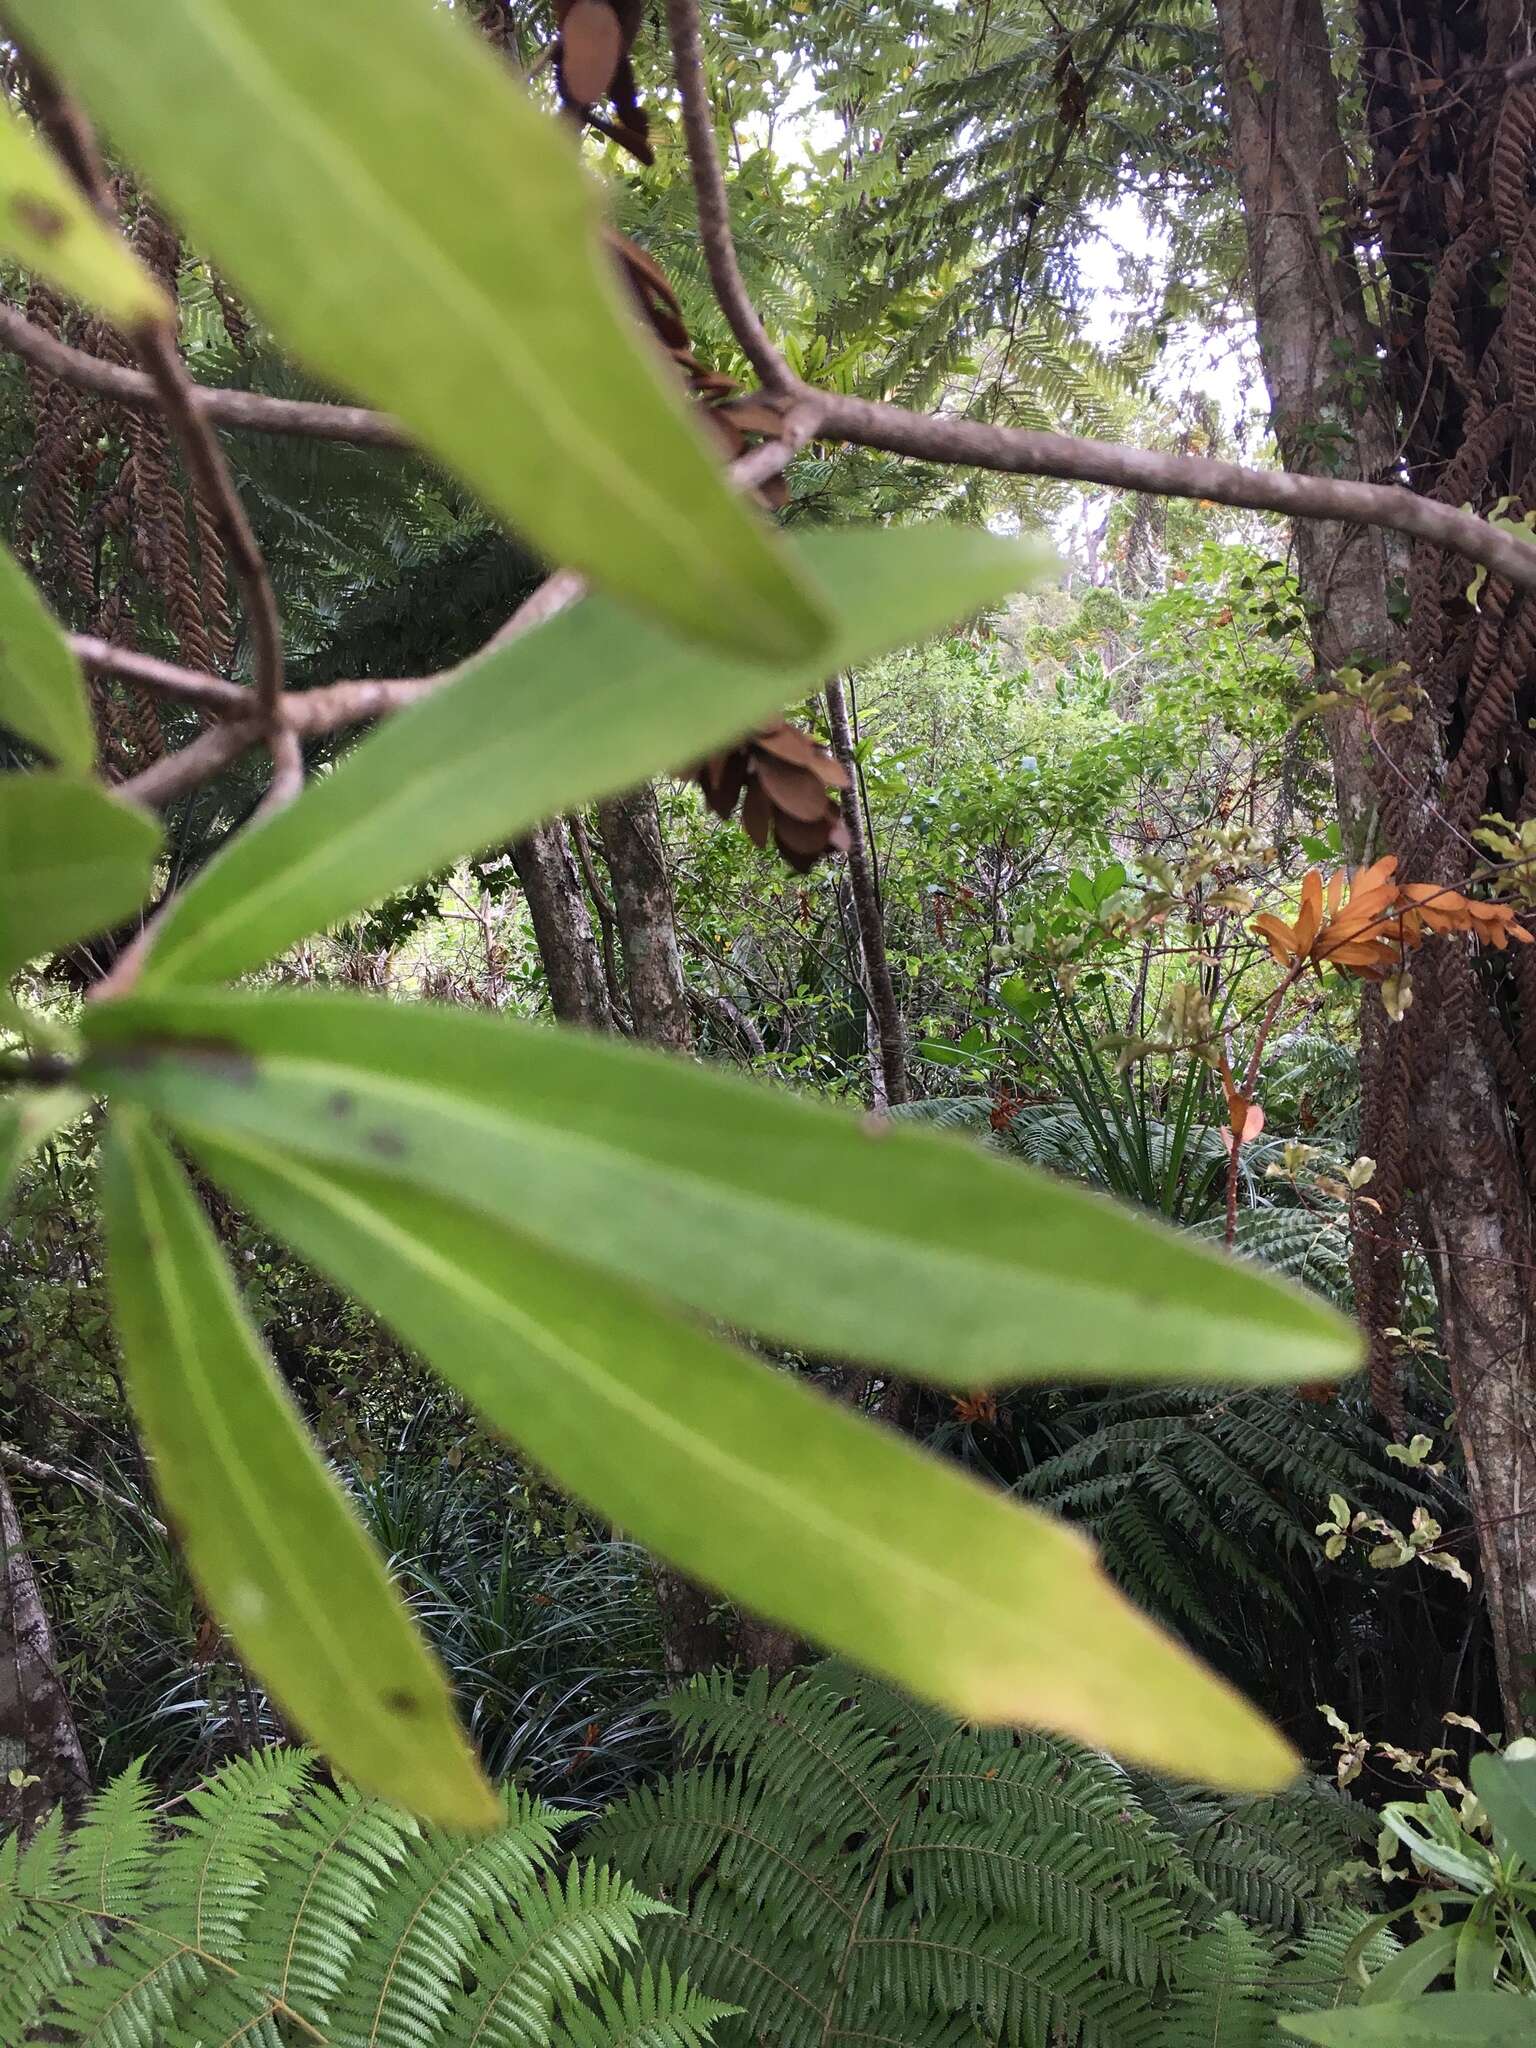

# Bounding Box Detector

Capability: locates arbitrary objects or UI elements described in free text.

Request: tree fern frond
[443,1858,665,2047]
[154,1745,314,1958]
[67,1755,159,1918]
[326,1790,562,2048]
[2,1756,713,2048]
[549,1960,737,2048]
[1160,1913,1275,2048]
[591,1670,1373,2048]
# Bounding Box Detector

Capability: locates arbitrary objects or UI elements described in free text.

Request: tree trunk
[589,781,800,1678]
[0,1469,89,1840]
[1216,0,1536,1726]
[596,788,693,1051]
[508,821,617,1029]
[824,676,909,1108]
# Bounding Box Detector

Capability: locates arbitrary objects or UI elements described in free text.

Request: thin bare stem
[663,0,796,393]
[9,293,1536,600]
[813,390,1536,598]
[133,323,286,717]
[0,305,407,444]
[481,567,588,654]
[0,1443,167,1537]
[117,717,262,808]
[1224,964,1305,1247]
[254,724,305,818]
[69,635,250,715]
[24,65,289,724]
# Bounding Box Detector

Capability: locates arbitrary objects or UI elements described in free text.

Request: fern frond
[550,1960,738,2048]
[2,1754,714,2048]
[593,1669,1375,2048]
[326,1789,561,2048]
[1161,1913,1275,2048]
[442,1858,664,2047]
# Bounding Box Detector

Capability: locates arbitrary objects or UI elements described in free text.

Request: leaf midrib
[175,1047,1331,1360]
[117,1124,427,1792]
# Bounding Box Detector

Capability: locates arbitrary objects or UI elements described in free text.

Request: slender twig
[662,0,797,393]
[0,304,408,445]
[8,292,1536,599]
[69,635,250,715]
[22,48,112,206]
[131,437,812,784]
[132,323,286,719]
[811,390,1536,597]
[481,566,588,654]
[1223,962,1306,1247]
[25,65,290,759]
[0,1443,167,1537]
[253,724,305,819]
[118,717,263,807]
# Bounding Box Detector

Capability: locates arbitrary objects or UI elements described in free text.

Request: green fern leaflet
[587,1666,1396,2048]
[0,1746,731,2047]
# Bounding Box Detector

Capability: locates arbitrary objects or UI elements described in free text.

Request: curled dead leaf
[696,721,851,872]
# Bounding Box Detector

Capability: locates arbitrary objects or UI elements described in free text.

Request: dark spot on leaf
[12,193,67,242]
[366,1128,405,1158]
[384,1689,419,1717]
[328,1091,354,1118]
[110,1035,259,1085]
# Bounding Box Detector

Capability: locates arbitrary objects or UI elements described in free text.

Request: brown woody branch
[132,322,287,718]
[662,0,796,394]
[70,635,249,714]
[0,304,409,447]
[9,289,1536,602]
[811,390,1536,593]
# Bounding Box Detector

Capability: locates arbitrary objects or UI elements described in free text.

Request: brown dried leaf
[558,0,624,105]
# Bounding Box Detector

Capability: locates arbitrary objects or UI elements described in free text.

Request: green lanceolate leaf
[1359,1926,1458,2004]
[0,773,160,977]
[1282,1993,1536,2043]
[0,543,94,771]
[171,1123,1299,1791]
[11,0,825,664]
[0,1087,84,1213]
[99,1110,497,1828]
[0,103,167,325]
[135,528,1052,990]
[87,989,1359,1391]
[1472,1750,1536,1870]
